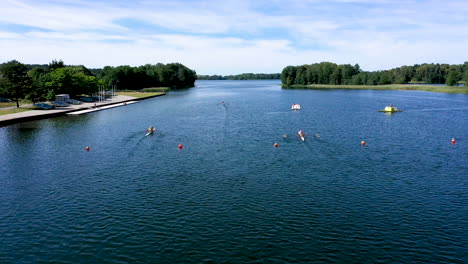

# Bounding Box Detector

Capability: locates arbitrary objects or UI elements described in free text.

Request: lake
[1,80,466,263]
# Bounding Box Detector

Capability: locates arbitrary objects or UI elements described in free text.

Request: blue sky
[0,0,467,74]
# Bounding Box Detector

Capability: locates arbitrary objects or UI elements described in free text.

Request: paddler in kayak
[147,126,156,133]
[298,130,305,141]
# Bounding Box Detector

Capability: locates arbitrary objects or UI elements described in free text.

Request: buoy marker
[361,141,366,146]
[85,146,90,151]
[178,144,183,149]
[274,143,279,148]
[451,138,456,144]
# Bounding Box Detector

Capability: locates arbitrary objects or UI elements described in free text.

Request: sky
[0,0,467,75]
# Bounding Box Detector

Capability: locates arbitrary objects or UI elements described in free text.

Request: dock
[67,101,138,115]
[0,93,165,126]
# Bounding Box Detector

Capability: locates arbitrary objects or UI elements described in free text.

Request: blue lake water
[1,80,467,263]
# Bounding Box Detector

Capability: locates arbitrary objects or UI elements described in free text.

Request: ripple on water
[0,81,467,263]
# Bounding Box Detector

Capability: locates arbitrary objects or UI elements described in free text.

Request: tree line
[281,62,468,87]
[0,60,196,107]
[197,73,281,80]
[99,63,196,90]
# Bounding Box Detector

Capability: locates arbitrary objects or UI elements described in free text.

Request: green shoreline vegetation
[0,106,35,116]
[117,91,166,98]
[0,60,196,108]
[283,84,468,94]
[281,62,468,94]
[197,73,280,80]
[2,60,468,110]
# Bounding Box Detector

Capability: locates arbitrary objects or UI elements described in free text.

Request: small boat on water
[145,126,156,136]
[378,104,402,112]
[291,104,301,110]
[298,130,305,141]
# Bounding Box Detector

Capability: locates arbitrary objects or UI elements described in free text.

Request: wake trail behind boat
[220,102,229,140]
[303,143,313,153]
[127,131,156,157]
[123,131,144,141]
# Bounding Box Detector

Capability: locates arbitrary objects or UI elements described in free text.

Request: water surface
[1,80,467,263]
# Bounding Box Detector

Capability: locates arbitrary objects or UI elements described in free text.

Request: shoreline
[0,93,165,127]
[282,84,468,94]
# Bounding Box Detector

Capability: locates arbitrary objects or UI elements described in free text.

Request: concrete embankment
[0,94,164,127]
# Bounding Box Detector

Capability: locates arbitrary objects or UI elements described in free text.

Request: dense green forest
[198,73,281,80]
[0,60,196,106]
[281,62,468,86]
[99,63,196,90]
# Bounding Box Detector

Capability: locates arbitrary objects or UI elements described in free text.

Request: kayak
[145,129,155,136]
[298,131,305,141]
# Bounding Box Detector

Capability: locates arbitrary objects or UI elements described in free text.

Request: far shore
[282,84,468,94]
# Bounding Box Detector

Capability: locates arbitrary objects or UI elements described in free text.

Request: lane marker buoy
[451,138,456,144]
[361,141,366,146]
[85,146,90,151]
[274,143,278,148]
[178,144,183,149]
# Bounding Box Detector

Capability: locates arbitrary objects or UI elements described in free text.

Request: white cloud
[0,0,467,74]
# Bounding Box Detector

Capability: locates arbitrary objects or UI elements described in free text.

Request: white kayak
[298,131,305,141]
[145,129,155,136]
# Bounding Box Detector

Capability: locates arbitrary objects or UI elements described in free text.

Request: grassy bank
[117,91,166,98]
[0,107,34,116]
[0,100,32,109]
[0,102,17,109]
[282,84,468,94]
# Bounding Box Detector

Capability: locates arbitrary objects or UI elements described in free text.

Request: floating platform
[378,105,402,112]
[378,109,402,112]
[67,101,138,115]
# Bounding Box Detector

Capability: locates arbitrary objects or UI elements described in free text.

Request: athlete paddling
[298,130,305,141]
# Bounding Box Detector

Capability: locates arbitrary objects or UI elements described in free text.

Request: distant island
[280,62,468,93]
[197,73,280,80]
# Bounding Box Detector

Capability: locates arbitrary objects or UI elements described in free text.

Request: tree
[378,71,392,85]
[295,66,306,85]
[46,67,99,96]
[48,59,65,72]
[318,62,336,84]
[462,71,468,86]
[97,63,195,90]
[445,69,459,86]
[27,67,50,102]
[330,67,341,85]
[281,66,296,86]
[354,64,361,73]
[0,60,31,107]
